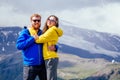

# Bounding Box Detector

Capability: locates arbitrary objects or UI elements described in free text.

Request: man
[16,14,47,80]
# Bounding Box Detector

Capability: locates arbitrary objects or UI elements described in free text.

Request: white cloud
[0,5,30,27]
[56,3,120,34]
[0,1,120,34]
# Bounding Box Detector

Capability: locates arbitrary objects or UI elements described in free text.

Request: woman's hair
[42,15,59,34]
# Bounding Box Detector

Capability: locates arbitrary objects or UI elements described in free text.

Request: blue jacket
[16,27,44,66]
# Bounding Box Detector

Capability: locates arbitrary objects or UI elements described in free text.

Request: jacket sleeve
[36,27,57,43]
[36,26,63,43]
[16,30,35,50]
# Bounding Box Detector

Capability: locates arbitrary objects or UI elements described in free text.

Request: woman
[31,15,63,80]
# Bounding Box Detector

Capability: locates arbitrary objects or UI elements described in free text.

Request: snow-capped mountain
[0,22,120,79]
[58,21,120,61]
[0,23,120,61]
[0,27,21,54]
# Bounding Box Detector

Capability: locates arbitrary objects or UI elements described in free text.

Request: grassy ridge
[58,53,120,80]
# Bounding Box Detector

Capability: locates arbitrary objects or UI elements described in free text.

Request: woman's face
[47,16,57,28]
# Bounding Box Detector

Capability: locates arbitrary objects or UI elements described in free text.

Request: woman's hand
[48,45,56,51]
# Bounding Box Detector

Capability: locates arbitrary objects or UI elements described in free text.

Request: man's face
[31,16,41,30]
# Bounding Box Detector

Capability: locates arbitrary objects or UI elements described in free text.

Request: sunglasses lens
[48,19,56,22]
[33,20,40,22]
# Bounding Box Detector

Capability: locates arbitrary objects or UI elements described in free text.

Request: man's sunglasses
[32,19,40,22]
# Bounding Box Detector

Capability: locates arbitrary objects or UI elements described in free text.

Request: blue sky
[0,0,120,34]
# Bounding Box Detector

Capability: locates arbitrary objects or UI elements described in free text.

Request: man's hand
[32,34,39,40]
[48,45,56,51]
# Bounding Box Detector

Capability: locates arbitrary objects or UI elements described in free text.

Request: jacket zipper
[38,45,40,65]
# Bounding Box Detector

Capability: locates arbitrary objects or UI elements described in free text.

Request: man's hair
[30,14,41,21]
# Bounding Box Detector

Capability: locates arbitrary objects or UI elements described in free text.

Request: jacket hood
[52,26,63,37]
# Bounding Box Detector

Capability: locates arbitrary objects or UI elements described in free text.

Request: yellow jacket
[29,26,63,60]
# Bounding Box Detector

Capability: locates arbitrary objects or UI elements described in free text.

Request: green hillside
[58,53,120,80]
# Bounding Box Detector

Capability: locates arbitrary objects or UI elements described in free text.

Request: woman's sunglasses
[48,19,56,23]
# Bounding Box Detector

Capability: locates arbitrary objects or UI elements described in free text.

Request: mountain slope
[59,22,120,61]
[0,24,120,80]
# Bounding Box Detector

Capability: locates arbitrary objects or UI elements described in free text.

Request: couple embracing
[16,14,63,80]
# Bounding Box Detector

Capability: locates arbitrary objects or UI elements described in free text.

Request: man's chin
[35,26,40,29]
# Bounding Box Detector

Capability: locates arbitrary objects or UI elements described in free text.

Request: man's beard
[32,24,40,30]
